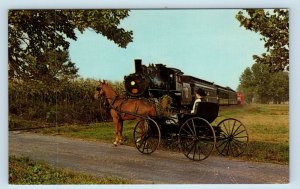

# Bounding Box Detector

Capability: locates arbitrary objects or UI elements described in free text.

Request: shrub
[9,78,121,126]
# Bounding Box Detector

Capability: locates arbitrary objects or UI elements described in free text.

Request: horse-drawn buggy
[94,59,249,161]
[133,101,249,161]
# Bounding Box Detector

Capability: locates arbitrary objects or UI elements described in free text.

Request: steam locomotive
[124,59,242,111]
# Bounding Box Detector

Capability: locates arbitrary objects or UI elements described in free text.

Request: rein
[101,96,119,110]
[102,95,129,114]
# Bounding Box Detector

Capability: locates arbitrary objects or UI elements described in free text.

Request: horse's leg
[112,115,119,146]
[118,120,124,145]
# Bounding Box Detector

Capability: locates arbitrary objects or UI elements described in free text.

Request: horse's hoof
[113,142,118,147]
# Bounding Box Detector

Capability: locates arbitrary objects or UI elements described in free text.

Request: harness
[100,95,155,118]
[96,84,156,119]
[100,96,132,117]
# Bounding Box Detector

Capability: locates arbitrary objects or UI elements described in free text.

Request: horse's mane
[103,83,131,99]
[102,83,117,97]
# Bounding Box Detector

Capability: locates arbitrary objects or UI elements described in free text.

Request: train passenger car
[181,75,218,105]
[216,85,238,105]
[228,88,238,105]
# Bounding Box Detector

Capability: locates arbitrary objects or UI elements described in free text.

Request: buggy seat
[179,102,219,123]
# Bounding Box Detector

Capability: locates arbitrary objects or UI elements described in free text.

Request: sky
[68,9,265,90]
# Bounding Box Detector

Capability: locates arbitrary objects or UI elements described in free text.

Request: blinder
[96,86,102,91]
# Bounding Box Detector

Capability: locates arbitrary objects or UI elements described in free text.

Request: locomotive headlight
[130,81,136,86]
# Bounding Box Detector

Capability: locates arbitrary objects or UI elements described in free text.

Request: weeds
[9,155,132,184]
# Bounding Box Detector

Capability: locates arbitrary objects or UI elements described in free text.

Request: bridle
[96,85,119,110]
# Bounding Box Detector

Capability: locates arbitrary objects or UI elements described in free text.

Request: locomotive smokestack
[134,59,142,73]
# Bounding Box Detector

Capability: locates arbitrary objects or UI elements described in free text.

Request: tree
[250,63,273,103]
[23,50,78,83]
[8,10,133,81]
[237,67,255,103]
[238,63,289,104]
[269,72,289,104]
[236,9,289,71]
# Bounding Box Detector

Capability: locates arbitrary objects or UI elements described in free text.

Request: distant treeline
[238,63,289,104]
[9,78,124,124]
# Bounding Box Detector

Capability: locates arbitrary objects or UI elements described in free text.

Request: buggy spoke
[233,135,248,139]
[186,122,195,135]
[186,142,196,157]
[181,127,192,136]
[230,120,237,135]
[232,140,245,150]
[222,122,230,134]
[229,142,234,156]
[191,119,197,136]
[220,141,229,155]
[192,143,197,160]
[233,129,246,137]
[232,124,243,135]
[217,139,228,148]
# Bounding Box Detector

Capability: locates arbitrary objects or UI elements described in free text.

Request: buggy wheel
[179,117,216,161]
[133,118,161,154]
[216,118,249,157]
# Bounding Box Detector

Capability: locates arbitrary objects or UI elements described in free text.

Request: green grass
[9,155,132,184]
[245,141,289,163]
[214,104,289,164]
[40,121,136,145]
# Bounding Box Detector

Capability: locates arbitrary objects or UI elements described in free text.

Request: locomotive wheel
[179,117,216,161]
[133,118,161,154]
[216,118,249,157]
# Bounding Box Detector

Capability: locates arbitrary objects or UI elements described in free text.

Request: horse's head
[94,80,116,100]
[94,81,104,100]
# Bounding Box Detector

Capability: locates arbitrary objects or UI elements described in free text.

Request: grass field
[17,103,289,164]
[215,104,289,164]
[9,155,132,184]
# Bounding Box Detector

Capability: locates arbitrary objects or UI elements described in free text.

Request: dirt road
[9,132,288,184]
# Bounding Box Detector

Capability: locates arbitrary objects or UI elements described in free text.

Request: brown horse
[94,81,157,146]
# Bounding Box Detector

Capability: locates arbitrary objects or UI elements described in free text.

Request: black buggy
[133,102,249,161]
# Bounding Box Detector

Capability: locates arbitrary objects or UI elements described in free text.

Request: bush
[9,78,118,125]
